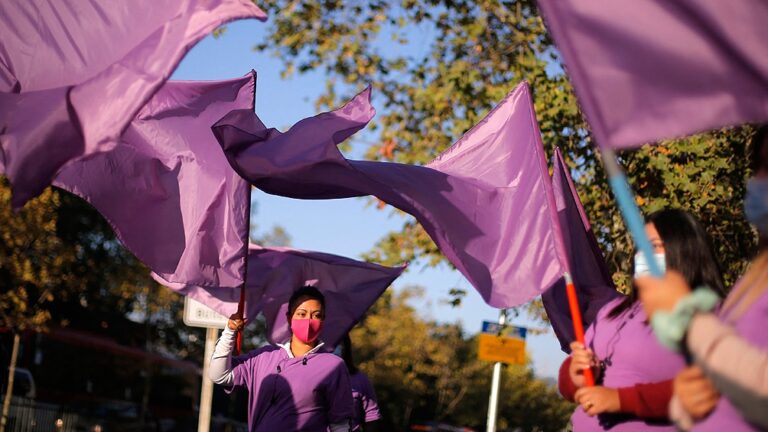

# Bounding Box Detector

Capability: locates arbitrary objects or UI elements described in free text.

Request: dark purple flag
[54,73,255,289]
[0,0,266,207]
[213,82,568,308]
[542,148,619,352]
[537,0,768,149]
[158,244,406,347]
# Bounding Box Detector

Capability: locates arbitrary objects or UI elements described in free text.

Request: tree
[0,180,194,428]
[253,0,756,298]
[0,181,73,431]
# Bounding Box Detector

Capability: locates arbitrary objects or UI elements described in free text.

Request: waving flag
[54,73,255,288]
[542,149,619,352]
[0,0,266,207]
[158,244,405,347]
[214,82,567,308]
[537,0,768,149]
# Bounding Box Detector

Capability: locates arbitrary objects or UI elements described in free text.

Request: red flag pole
[234,284,245,355]
[564,272,595,386]
[234,186,252,356]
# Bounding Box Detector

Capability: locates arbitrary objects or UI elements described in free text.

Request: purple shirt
[228,345,353,431]
[693,286,768,431]
[349,371,381,431]
[572,298,685,431]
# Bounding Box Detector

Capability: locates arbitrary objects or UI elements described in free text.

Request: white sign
[183,297,228,329]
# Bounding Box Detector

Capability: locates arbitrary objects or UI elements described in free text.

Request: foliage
[350,287,573,431]
[0,181,69,331]
[0,179,200,357]
[254,0,757,301]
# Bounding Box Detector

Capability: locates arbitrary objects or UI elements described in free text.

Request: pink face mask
[291,318,322,344]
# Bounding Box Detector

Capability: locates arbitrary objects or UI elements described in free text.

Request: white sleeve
[687,314,768,427]
[329,422,350,432]
[668,395,694,431]
[208,327,236,386]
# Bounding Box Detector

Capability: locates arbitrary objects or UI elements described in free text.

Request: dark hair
[340,334,358,375]
[749,125,768,173]
[286,285,326,319]
[608,209,726,319]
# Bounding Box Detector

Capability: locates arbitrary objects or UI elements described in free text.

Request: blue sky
[172,19,566,378]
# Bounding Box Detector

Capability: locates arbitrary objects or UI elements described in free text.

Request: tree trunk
[1,332,21,432]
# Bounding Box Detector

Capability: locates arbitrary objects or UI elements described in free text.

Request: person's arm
[616,380,673,418]
[326,362,354,432]
[208,327,236,386]
[360,374,382,430]
[686,313,768,427]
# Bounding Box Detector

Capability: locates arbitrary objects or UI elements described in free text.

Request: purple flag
[537,0,768,149]
[213,82,568,308]
[53,73,255,289]
[542,148,619,352]
[158,244,406,347]
[0,0,266,208]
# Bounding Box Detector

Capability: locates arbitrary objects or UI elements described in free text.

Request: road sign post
[183,298,228,432]
[480,313,527,432]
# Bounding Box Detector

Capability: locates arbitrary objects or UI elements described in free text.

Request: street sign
[477,333,526,365]
[481,320,527,339]
[183,297,228,329]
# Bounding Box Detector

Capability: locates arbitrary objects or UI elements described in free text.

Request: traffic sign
[481,320,527,339]
[183,297,228,329]
[477,333,526,365]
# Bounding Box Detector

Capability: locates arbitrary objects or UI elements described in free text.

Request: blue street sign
[481,321,527,339]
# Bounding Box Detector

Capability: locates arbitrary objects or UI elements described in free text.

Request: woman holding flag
[559,209,726,430]
[637,126,768,430]
[208,286,353,431]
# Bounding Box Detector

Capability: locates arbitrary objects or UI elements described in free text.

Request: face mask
[291,318,322,344]
[744,177,768,236]
[634,252,666,278]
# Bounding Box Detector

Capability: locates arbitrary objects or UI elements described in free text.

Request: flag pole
[234,186,252,355]
[563,272,594,386]
[601,148,663,277]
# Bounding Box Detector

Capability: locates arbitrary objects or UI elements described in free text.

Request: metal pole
[0,332,20,432]
[486,309,506,432]
[198,327,218,432]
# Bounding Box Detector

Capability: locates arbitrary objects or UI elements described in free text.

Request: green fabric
[650,287,720,352]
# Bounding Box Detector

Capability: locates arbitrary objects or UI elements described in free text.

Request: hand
[635,270,692,319]
[674,366,719,420]
[227,314,245,331]
[569,341,598,388]
[574,386,621,416]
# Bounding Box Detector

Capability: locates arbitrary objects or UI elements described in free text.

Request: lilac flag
[537,0,768,149]
[0,0,266,208]
[213,82,568,308]
[542,148,619,352]
[53,73,255,289]
[158,244,406,347]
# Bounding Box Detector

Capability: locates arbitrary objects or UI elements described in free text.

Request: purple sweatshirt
[349,371,381,431]
[228,345,353,431]
[571,298,685,431]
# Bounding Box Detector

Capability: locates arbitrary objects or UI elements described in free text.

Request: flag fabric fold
[542,148,619,352]
[537,0,768,149]
[53,73,255,289]
[157,244,406,348]
[214,82,567,308]
[0,0,266,207]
